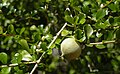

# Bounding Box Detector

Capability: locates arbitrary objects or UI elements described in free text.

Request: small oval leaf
[84,24,93,38]
[21,50,32,61]
[8,24,14,33]
[19,39,29,51]
[0,52,8,64]
[96,9,106,20]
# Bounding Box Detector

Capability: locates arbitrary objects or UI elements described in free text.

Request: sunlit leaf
[19,39,29,51]
[84,24,93,38]
[61,29,69,36]
[20,50,32,61]
[20,27,25,35]
[0,52,7,64]
[8,24,14,33]
[0,67,11,74]
[30,25,37,31]
[11,53,22,63]
[0,26,3,34]
[96,44,106,49]
[64,15,74,24]
[96,9,106,20]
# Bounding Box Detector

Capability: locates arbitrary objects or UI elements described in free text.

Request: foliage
[0,0,120,74]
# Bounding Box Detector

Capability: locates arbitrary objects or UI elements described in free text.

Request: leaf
[85,55,92,63]
[0,52,8,64]
[80,18,86,24]
[74,13,86,25]
[44,34,53,42]
[75,29,82,39]
[19,39,29,51]
[8,24,14,33]
[40,42,47,50]
[116,56,120,61]
[20,27,25,35]
[55,39,61,44]
[61,29,69,36]
[96,32,103,38]
[32,32,41,42]
[96,9,106,20]
[108,2,119,12]
[108,3,116,12]
[30,25,37,31]
[107,43,114,49]
[96,44,106,49]
[13,67,23,74]
[64,15,74,24]
[97,56,101,63]
[11,53,22,64]
[116,29,120,39]
[20,50,32,61]
[84,24,93,39]
[0,67,11,74]
[0,26,3,34]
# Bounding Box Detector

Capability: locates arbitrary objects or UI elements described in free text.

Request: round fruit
[61,38,81,60]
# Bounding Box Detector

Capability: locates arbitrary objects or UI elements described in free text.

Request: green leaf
[8,24,14,33]
[107,43,114,49]
[11,53,22,64]
[79,36,86,42]
[0,67,11,74]
[40,42,47,50]
[74,13,86,25]
[55,38,61,44]
[30,25,37,31]
[0,52,8,64]
[96,32,103,38]
[32,32,41,42]
[108,3,117,12]
[14,67,23,74]
[19,39,29,51]
[111,60,119,71]
[114,17,120,25]
[116,56,120,61]
[84,24,93,38]
[75,29,82,39]
[97,56,101,63]
[20,27,25,35]
[96,44,106,49]
[80,18,86,24]
[116,29,120,39]
[61,29,69,36]
[85,55,92,63]
[0,26,3,34]
[20,50,32,61]
[64,15,74,24]
[96,9,106,20]
[108,2,119,12]
[44,34,53,42]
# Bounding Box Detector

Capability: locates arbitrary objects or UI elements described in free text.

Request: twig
[100,0,113,9]
[88,40,115,45]
[0,61,36,68]
[30,23,67,74]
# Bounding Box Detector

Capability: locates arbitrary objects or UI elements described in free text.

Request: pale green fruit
[61,38,81,61]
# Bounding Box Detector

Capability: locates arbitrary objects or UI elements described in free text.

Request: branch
[100,0,113,9]
[30,23,67,74]
[0,61,36,68]
[88,40,115,45]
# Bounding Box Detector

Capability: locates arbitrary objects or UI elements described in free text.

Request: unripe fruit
[61,38,82,61]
